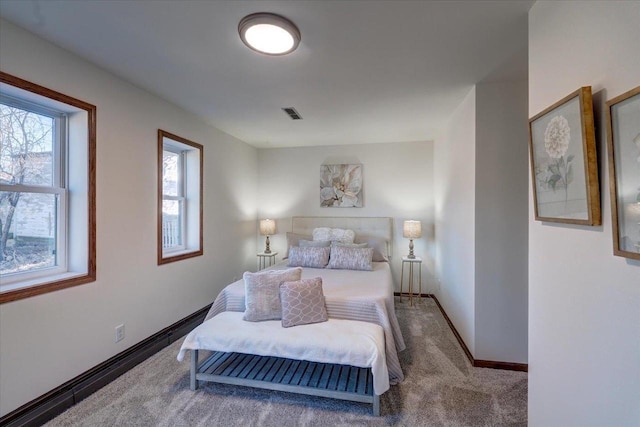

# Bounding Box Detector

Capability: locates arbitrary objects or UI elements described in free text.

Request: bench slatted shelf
[190,350,380,416]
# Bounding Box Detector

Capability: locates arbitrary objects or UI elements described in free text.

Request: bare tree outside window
[0,103,56,273]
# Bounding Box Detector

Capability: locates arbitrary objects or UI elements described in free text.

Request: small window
[158,130,202,264]
[0,72,96,303]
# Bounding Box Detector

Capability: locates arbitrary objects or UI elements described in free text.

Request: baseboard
[417,294,528,373]
[0,305,211,427]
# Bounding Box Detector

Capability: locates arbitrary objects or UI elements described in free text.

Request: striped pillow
[327,246,374,271]
[287,246,331,268]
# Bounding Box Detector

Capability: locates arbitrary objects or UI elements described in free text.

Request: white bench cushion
[177,311,389,395]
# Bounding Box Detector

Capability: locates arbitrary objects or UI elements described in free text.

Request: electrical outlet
[115,324,125,343]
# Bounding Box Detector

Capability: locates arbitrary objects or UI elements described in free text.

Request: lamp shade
[259,219,276,236]
[403,220,422,239]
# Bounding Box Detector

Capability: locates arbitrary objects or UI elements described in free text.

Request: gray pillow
[354,235,389,262]
[327,246,374,271]
[299,239,331,247]
[287,246,331,268]
[280,277,328,328]
[332,241,368,248]
[243,267,302,322]
[283,232,311,259]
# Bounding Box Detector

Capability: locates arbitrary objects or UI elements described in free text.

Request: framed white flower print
[606,86,640,260]
[528,87,601,225]
[320,164,363,207]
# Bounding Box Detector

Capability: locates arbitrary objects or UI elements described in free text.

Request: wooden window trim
[0,71,96,304]
[157,129,203,265]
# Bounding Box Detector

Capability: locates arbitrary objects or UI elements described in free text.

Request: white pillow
[312,227,355,244]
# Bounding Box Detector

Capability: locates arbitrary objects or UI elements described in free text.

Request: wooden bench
[179,311,388,416]
[190,350,380,415]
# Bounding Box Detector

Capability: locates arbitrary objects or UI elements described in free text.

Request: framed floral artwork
[528,87,601,225]
[606,86,640,260]
[320,164,362,207]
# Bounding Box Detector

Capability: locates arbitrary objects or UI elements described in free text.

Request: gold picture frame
[528,87,600,225]
[605,86,640,260]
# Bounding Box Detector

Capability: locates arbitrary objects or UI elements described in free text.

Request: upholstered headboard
[291,216,393,259]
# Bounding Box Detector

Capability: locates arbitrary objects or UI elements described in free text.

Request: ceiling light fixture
[238,13,301,56]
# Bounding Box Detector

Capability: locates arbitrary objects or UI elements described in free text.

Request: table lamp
[403,220,422,259]
[259,219,276,254]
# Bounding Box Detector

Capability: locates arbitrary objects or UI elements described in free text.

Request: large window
[0,72,96,303]
[158,130,202,264]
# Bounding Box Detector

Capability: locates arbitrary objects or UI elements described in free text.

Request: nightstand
[400,256,422,306]
[257,252,278,270]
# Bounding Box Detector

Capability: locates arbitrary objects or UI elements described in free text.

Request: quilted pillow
[243,267,303,322]
[283,232,312,259]
[280,277,328,328]
[287,246,331,268]
[327,246,374,271]
[312,227,356,243]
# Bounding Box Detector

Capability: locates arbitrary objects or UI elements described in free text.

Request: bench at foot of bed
[190,350,381,416]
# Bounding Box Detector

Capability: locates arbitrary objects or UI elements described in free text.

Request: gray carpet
[45,298,527,426]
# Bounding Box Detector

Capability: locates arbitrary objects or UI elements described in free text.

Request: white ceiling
[0,0,532,148]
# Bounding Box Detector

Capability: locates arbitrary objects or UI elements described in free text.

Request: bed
[178,216,405,415]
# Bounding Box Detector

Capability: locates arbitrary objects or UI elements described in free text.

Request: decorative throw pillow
[280,277,328,328]
[327,246,374,271]
[354,235,389,262]
[283,232,311,259]
[299,239,331,248]
[312,227,356,243]
[243,267,302,322]
[287,246,331,268]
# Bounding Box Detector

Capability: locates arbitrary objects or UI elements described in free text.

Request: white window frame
[161,146,186,253]
[0,96,69,284]
[157,130,203,264]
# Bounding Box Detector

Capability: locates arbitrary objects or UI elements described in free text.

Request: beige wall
[0,19,258,416]
[257,141,435,290]
[528,2,640,425]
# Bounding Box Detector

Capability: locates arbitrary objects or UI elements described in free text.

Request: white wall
[475,79,529,364]
[257,141,435,290]
[0,19,258,416]
[434,87,477,353]
[529,2,640,426]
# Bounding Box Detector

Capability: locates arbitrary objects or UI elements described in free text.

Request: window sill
[159,248,203,265]
[0,271,93,304]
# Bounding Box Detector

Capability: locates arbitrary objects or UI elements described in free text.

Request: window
[0,72,96,303]
[158,130,202,264]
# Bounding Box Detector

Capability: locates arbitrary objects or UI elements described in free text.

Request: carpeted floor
[45,297,527,426]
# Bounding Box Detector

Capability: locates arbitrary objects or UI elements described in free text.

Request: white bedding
[202,261,405,384]
[177,311,390,395]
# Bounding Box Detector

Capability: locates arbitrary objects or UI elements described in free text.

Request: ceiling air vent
[282,107,302,120]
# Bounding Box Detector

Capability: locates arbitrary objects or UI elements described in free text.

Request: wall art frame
[320,164,363,208]
[605,85,640,260]
[528,86,600,225]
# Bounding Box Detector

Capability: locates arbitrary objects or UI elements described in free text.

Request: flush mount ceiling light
[238,13,301,56]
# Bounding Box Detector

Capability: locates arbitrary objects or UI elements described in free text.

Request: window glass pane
[0,191,57,275]
[162,150,180,196]
[162,199,183,249]
[0,103,55,187]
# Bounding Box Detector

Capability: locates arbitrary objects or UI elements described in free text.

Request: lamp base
[407,239,415,259]
[264,235,271,254]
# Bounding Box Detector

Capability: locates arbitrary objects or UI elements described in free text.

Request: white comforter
[201,261,405,384]
[177,311,390,395]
